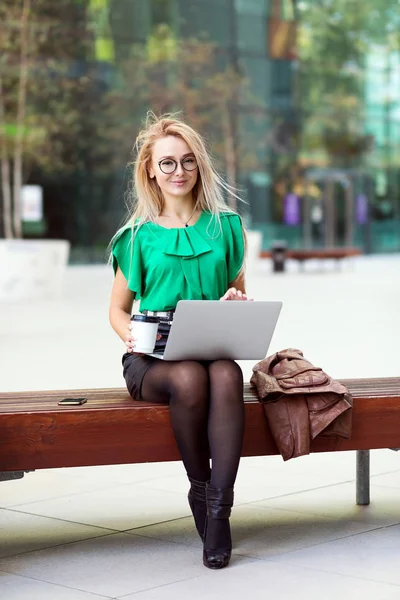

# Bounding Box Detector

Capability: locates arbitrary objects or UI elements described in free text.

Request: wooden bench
[261,247,362,270]
[1,378,399,505]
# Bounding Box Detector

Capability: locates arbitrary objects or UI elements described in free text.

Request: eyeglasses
[158,156,198,175]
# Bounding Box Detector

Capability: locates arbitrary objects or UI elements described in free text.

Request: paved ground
[1,254,400,599]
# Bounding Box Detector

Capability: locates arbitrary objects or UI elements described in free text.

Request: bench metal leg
[0,471,34,483]
[0,471,25,482]
[356,450,370,505]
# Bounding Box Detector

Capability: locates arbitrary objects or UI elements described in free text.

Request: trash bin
[271,240,288,273]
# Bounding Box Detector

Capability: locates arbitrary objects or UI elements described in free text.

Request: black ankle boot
[203,484,233,570]
[188,477,208,541]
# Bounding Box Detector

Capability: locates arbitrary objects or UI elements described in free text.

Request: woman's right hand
[220,287,253,301]
[125,323,161,354]
[125,323,136,353]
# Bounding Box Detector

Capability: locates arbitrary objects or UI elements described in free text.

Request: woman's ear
[149,167,155,179]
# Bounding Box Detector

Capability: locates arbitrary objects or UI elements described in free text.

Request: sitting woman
[109,114,251,570]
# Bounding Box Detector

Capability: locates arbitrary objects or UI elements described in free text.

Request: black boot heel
[188,477,208,541]
[203,485,233,570]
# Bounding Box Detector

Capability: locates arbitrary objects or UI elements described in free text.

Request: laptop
[150,300,282,361]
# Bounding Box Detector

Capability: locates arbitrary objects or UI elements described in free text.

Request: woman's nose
[175,162,185,175]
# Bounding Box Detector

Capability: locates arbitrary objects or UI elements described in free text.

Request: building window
[237,13,267,54]
[270,60,293,109]
[178,0,232,49]
[235,0,267,16]
[239,56,269,107]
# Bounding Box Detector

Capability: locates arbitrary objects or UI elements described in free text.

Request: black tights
[141,360,245,488]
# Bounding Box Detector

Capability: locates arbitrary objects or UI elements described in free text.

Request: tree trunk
[13,0,31,239]
[0,76,13,239]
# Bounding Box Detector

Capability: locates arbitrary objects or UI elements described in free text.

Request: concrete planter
[0,240,70,302]
[245,229,263,274]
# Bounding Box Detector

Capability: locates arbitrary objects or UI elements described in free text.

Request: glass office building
[1,0,399,257]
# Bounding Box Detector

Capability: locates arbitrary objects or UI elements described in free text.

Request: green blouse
[112,211,245,312]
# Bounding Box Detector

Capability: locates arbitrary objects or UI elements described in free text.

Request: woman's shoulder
[112,219,152,249]
[218,211,244,229]
[111,224,133,250]
[218,210,242,220]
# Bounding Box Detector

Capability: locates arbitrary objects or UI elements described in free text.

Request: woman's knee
[208,359,243,389]
[168,361,209,408]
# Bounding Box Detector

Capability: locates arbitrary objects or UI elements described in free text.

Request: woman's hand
[220,287,254,301]
[125,324,136,353]
[125,323,162,354]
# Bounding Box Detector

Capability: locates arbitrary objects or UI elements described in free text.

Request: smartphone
[57,397,88,406]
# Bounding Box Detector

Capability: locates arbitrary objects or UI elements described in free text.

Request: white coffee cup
[131,315,159,353]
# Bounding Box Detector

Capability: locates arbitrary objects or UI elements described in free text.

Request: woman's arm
[221,272,252,301]
[229,272,246,294]
[221,215,249,300]
[109,267,135,345]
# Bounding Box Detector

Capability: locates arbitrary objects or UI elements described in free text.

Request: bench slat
[1,378,399,414]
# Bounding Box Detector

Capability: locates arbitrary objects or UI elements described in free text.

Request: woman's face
[149,135,198,201]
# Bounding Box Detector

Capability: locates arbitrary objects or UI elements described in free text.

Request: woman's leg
[141,360,211,483]
[207,360,244,488]
[204,360,244,565]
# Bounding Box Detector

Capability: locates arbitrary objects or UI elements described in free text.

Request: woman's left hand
[220,287,254,301]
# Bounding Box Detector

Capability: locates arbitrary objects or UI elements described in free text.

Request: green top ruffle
[112,211,245,312]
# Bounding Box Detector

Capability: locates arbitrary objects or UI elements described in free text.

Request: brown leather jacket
[250,348,352,461]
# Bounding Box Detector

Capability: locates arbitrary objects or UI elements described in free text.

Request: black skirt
[122,352,161,400]
[122,321,171,400]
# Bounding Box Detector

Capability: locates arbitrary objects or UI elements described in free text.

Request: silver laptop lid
[162,300,282,361]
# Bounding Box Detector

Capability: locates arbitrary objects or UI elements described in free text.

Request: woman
[109,114,251,570]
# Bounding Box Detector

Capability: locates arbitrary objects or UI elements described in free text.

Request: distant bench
[261,247,362,269]
[1,378,399,506]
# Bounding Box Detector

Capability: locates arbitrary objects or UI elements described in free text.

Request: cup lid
[131,314,158,323]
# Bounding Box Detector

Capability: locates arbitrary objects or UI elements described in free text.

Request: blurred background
[1,0,400,264]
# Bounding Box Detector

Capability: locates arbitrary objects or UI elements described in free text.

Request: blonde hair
[111,112,246,274]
